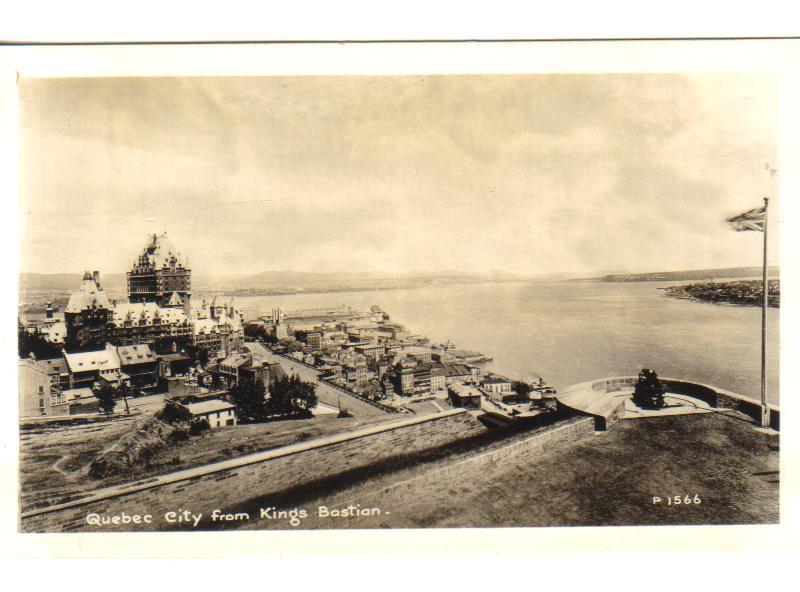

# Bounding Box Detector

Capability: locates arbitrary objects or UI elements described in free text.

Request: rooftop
[184,399,235,415]
[112,302,188,327]
[117,344,157,364]
[64,347,120,372]
[136,232,187,270]
[65,274,112,313]
[61,388,96,402]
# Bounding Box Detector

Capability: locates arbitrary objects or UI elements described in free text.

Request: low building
[402,345,432,363]
[116,344,159,389]
[163,376,204,399]
[482,376,514,395]
[217,353,254,389]
[432,350,458,364]
[343,363,370,386]
[159,352,193,378]
[441,364,479,385]
[354,342,386,361]
[184,399,237,429]
[448,383,483,409]
[215,353,286,390]
[63,344,123,390]
[62,387,100,415]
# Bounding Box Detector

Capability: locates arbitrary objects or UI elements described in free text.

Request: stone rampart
[21,409,485,532]
[327,416,596,516]
[558,376,780,431]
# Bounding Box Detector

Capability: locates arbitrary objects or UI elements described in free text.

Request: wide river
[224,280,780,404]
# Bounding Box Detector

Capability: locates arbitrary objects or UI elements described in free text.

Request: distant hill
[576,266,780,283]
[19,269,531,295]
[19,273,128,291]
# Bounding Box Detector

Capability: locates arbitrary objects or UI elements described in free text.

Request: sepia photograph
[11,46,790,536]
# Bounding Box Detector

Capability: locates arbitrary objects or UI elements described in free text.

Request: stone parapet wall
[559,376,780,431]
[322,416,596,523]
[21,409,485,532]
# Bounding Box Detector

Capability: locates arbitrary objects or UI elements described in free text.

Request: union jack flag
[727,205,766,232]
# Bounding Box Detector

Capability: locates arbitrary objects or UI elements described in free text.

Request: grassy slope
[246,412,778,529]
[19,414,392,512]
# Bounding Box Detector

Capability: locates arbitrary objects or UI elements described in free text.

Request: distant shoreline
[201,279,531,299]
[574,266,780,284]
[19,279,534,313]
[663,280,780,309]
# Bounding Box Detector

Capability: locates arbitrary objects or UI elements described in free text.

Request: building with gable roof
[116,344,159,389]
[191,296,244,360]
[62,233,243,358]
[109,301,192,349]
[63,271,114,349]
[127,232,191,314]
[63,343,125,390]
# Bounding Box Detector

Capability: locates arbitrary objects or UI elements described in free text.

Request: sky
[18,74,779,277]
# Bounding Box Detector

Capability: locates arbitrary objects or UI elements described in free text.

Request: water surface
[225,280,780,404]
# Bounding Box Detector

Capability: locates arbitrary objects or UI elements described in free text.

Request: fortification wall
[21,409,485,533]
[558,376,780,431]
[323,416,596,524]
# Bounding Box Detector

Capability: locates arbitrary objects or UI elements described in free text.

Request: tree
[18,327,61,360]
[95,383,117,415]
[230,379,268,423]
[116,382,132,414]
[267,374,318,418]
[244,324,263,339]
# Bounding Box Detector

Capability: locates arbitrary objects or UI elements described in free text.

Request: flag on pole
[727,206,766,232]
[727,197,771,427]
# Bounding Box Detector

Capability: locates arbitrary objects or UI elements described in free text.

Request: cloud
[19,74,778,276]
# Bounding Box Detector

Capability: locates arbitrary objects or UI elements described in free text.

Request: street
[244,342,390,417]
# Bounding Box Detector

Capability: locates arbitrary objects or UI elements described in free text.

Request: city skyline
[19,74,779,277]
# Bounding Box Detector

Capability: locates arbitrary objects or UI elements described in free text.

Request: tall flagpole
[761,196,770,428]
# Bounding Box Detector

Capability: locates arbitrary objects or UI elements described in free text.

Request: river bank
[664,280,780,308]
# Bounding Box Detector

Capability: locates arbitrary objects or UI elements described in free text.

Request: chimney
[45,302,53,320]
[93,271,100,287]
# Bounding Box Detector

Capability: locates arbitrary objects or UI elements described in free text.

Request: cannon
[632,368,666,408]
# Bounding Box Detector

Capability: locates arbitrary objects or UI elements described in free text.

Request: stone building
[18,359,68,417]
[191,297,244,360]
[127,232,192,314]
[62,233,243,358]
[109,302,193,351]
[64,271,113,349]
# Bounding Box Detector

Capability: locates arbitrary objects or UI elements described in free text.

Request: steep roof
[166,291,183,306]
[193,318,219,335]
[34,357,68,375]
[117,344,157,365]
[111,302,188,327]
[64,346,121,373]
[65,274,112,313]
[139,232,187,269]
